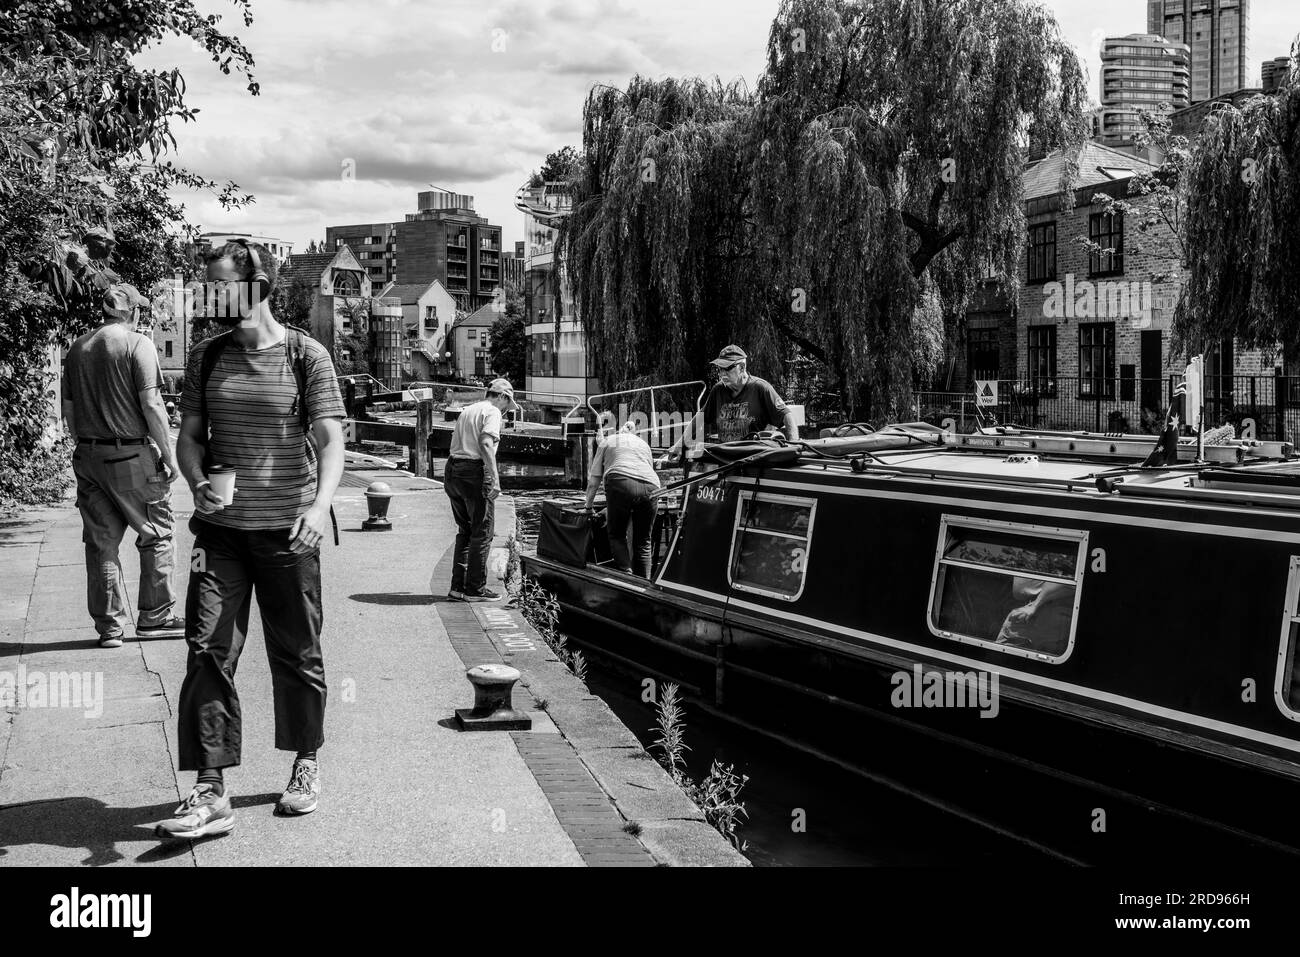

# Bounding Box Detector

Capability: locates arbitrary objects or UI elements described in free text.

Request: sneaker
[154,784,234,840]
[98,634,124,649]
[137,616,185,639]
[277,758,320,815]
[448,589,465,601]
[461,587,502,602]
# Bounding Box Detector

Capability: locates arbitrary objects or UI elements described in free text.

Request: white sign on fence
[975,380,999,407]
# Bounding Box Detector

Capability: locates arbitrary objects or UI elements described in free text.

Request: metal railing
[403,382,585,438]
[586,381,708,451]
[915,374,1300,441]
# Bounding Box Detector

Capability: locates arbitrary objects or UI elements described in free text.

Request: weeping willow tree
[561,0,1088,417]
[1174,49,1300,358]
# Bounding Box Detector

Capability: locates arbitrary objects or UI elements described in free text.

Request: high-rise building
[1096,34,1191,148]
[326,191,503,312]
[1262,55,1293,93]
[1147,0,1251,103]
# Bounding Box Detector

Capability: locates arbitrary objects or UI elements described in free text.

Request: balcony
[448,235,467,248]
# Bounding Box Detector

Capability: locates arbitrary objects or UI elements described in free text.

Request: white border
[725,490,817,602]
[1275,556,1300,723]
[925,515,1089,665]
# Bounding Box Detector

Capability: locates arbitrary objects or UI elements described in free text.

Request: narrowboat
[522,423,1300,857]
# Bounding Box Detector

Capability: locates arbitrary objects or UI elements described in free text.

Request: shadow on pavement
[0,638,111,657]
[0,796,185,866]
[348,593,435,606]
[0,792,284,866]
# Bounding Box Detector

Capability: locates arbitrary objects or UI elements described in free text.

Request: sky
[138,0,1300,255]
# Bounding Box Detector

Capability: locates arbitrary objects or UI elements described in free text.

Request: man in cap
[445,377,520,601]
[62,283,185,648]
[661,345,798,462]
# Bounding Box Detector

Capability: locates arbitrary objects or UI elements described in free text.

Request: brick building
[327,192,503,313]
[447,303,498,381]
[949,140,1276,434]
[377,279,458,379]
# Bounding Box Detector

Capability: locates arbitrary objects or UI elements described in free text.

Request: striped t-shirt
[180,331,345,530]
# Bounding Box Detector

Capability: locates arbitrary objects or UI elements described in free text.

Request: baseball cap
[488,377,522,411]
[101,283,147,321]
[710,344,747,369]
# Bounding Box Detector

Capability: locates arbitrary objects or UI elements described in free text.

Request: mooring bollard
[362,481,394,531]
[455,664,532,731]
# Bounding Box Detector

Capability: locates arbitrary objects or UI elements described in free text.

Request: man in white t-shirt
[445,378,519,601]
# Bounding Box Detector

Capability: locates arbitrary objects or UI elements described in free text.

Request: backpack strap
[197,331,234,466]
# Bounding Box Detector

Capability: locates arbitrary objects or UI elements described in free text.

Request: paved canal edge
[432,496,749,867]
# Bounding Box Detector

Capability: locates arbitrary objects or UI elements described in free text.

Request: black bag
[537,502,593,567]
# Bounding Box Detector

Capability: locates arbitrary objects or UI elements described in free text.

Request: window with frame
[728,492,816,601]
[1088,211,1124,276]
[1079,322,1115,398]
[1027,222,1056,282]
[967,327,1000,383]
[929,517,1087,661]
[1026,326,1056,396]
[164,340,173,358]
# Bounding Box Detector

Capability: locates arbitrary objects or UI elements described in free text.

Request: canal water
[511,493,1054,866]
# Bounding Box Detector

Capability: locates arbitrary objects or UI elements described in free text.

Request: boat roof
[754,425,1300,506]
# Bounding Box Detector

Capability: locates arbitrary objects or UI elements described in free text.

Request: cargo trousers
[177,516,326,770]
[71,440,177,640]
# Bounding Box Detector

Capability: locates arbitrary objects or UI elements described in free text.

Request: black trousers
[445,457,494,593]
[178,517,326,771]
[605,473,658,578]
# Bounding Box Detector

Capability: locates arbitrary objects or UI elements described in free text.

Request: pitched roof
[1022,140,1158,200]
[379,281,443,304]
[278,252,335,287]
[458,302,500,327]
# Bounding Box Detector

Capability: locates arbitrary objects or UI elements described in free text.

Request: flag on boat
[1142,381,1186,467]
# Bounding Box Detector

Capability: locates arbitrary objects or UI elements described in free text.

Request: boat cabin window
[928,516,1088,662]
[728,491,816,601]
[1276,556,1300,721]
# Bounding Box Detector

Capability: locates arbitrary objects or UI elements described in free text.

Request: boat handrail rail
[586,380,708,450]
[944,428,1293,464]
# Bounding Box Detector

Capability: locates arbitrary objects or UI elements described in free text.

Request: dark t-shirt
[63,324,163,439]
[180,333,345,530]
[701,376,788,443]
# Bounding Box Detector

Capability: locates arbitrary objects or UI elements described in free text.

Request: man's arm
[479,433,501,500]
[289,417,344,552]
[664,408,706,462]
[139,388,178,480]
[781,409,799,442]
[176,414,226,513]
[61,400,76,439]
[584,440,606,508]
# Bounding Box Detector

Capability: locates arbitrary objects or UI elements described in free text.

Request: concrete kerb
[438,496,748,868]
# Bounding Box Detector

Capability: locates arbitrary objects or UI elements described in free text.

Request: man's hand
[192,480,226,514]
[161,458,180,484]
[289,504,329,553]
[484,482,501,502]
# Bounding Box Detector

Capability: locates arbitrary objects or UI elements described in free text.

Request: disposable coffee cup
[207,465,236,505]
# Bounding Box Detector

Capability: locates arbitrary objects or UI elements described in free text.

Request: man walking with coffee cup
[62,283,186,648]
[157,240,345,841]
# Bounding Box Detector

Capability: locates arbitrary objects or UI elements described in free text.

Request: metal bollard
[362,481,394,531]
[455,663,532,731]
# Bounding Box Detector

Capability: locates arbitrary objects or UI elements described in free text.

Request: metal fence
[914,375,1300,442]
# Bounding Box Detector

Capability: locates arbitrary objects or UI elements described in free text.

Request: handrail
[587,380,708,449]
[401,382,585,439]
